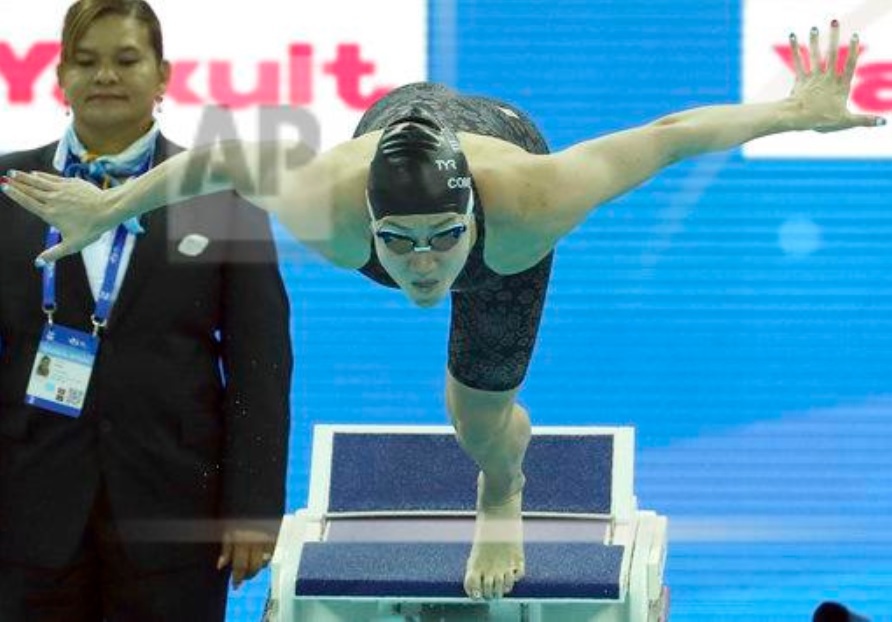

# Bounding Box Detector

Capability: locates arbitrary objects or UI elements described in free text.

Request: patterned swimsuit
[355,83,554,391]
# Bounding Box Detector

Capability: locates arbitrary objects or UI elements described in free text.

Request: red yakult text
[0,41,392,109]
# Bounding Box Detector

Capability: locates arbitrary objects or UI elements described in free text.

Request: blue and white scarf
[52,122,161,234]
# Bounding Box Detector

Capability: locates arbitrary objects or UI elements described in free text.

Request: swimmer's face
[372,212,474,307]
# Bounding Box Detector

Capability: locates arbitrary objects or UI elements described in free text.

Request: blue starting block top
[295,541,624,600]
[328,432,615,514]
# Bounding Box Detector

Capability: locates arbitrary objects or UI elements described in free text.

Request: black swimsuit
[355,83,554,392]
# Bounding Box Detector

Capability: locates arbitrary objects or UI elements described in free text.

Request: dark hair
[366,106,473,219]
[61,0,164,65]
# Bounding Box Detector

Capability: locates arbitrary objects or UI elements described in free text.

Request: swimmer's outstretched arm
[3,132,380,263]
[500,22,883,241]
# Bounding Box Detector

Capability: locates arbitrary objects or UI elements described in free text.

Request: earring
[154,96,164,114]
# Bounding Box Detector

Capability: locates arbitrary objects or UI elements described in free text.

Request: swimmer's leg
[445,370,529,600]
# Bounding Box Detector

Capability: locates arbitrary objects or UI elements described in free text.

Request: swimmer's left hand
[217,526,277,590]
[786,20,886,132]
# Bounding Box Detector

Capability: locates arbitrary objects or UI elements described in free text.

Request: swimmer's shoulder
[459,132,544,224]
[277,131,381,269]
[460,132,556,273]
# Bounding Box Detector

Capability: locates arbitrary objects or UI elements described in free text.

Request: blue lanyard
[42,224,130,335]
[39,147,155,334]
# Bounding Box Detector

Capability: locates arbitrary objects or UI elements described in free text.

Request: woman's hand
[787,20,885,133]
[1,171,118,265]
[217,527,277,590]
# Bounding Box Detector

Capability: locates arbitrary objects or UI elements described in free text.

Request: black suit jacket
[0,135,293,570]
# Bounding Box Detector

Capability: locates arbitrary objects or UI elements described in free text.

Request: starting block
[266,424,669,621]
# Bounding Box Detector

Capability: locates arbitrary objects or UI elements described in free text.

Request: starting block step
[297,540,624,599]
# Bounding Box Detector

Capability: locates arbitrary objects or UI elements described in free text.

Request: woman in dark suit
[0,1,292,620]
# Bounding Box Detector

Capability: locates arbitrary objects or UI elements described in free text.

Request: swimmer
[4,20,882,600]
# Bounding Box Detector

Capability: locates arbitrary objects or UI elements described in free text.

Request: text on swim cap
[448,176,472,189]
[436,159,458,171]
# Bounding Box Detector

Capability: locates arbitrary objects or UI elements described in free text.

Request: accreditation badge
[24,324,98,418]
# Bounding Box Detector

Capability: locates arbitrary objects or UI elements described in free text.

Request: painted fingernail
[831,19,839,27]
[811,26,819,35]
[7,170,17,178]
[877,117,887,126]
[35,258,47,269]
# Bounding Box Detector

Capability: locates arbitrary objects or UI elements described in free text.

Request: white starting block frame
[267,425,668,622]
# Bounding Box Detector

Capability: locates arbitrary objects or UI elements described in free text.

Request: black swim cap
[366,106,473,220]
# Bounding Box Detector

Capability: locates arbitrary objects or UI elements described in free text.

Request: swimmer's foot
[463,471,525,600]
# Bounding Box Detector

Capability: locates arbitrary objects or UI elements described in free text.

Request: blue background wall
[230,0,892,619]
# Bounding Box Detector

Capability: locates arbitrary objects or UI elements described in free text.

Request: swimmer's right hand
[2,171,118,265]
